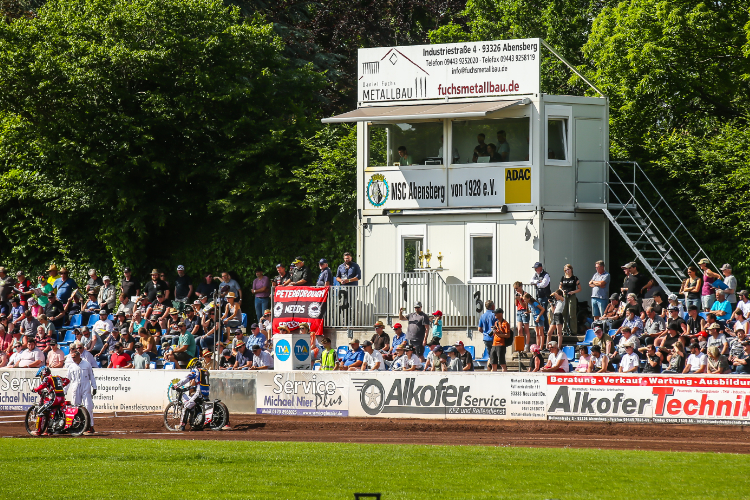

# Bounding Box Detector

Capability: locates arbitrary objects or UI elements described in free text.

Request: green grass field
[1,439,748,499]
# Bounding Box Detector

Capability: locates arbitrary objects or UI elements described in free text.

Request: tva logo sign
[275,339,291,362]
[294,339,309,362]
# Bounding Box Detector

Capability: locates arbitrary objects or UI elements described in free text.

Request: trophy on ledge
[424,249,432,269]
[418,250,424,269]
[437,252,443,269]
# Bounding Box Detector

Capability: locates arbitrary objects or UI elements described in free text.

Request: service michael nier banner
[358,38,540,103]
[272,286,328,335]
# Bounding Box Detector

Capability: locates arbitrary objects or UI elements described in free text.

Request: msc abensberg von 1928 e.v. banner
[272,286,329,335]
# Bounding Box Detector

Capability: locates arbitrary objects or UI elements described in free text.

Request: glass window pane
[471,236,493,278]
[547,118,567,160]
[403,238,422,272]
[368,122,443,167]
[451,118,529,164]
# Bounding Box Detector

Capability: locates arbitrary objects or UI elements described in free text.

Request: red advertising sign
[272,286,328,335]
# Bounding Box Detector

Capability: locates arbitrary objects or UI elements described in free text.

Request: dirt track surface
[2,411,749,453]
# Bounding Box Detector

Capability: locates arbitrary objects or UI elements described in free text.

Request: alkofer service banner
[272,286,328,335]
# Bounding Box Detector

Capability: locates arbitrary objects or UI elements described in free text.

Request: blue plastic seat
[108,314,114,321]
[62,314,82,331]
[562,345,576,360]
[336,346,348,360]
[475,347,489,361]
[313,362,321,371]
[86,314,98,328]
[60,345,70,355]
[156,344,163,356]
[241,313,247,328]
[466,345,475,359]
[164,362,176,370]
[609,329,617,336]
[577,329,596,346]
[699,312,708,320]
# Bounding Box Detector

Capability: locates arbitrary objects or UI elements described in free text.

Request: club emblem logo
[366,173,389,207]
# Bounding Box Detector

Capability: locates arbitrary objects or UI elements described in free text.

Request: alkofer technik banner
[272,286,328,335]
[358,39,540,103]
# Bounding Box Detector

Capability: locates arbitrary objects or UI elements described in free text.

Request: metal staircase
[598,161,716,293]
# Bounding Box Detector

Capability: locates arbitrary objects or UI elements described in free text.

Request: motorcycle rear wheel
[163,402,183,431]
[67,407,90,437]
[209,402,229,430]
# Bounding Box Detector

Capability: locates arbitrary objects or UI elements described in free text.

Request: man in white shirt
[66,345,97,434]
[683,342,708,374]
[115,294,135,319]
[402,345,423,371]
[619,344,640,373]
[65,341,98,368]
[541,341,569,372]
[13,337,44,368]
[92,310,113,342]
[7,340,23,366]
[361,340,385,371]
[733,290,750,321]
[248,344,273,370]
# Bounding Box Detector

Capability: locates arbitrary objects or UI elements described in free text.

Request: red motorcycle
[25,389,91,437]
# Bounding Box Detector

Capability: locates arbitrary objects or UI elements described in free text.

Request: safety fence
[286,273,537,329]
[4,368,750,425]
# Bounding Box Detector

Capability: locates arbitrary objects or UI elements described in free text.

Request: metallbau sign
[358,39,540,103]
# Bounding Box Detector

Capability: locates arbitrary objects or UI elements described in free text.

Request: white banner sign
[358,39,540,103]
[255,372,350,417]
[348,373,546,420]
[365,168,447,209]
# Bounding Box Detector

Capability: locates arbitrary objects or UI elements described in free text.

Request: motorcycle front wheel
[163,402,183,431]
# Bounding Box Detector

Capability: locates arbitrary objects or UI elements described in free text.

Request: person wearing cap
[246,323,267,352]
[729,329,748,361]
[64,340,98,367]
[590,324,613,357]
[43,264,59,288]
[706,323,729,355]
[733,290,750,322]
[221,291,242,333]
[227,327,245,352]
[337,339,364,370]
[400,344,423,371]
[453,341,474,371]
[231,341,252,370]
[619,261,653,301]
[641,306,666,346]
[120,328,136,355]
[425,343,445,372]
[430,310,443,342]
[388,343,407,371]
[702,312,721,336]
[588,260,610,320]
[618,343,640,373]
[319,338,336,371]
[731,341,750,374]
[684,304,705,337]
[119,267,140,299]
[273,264,290,287]
[664,305,687,334]
[173,265,194,310]
[386,323,406,361]
[527,344,544,372]
[359,340,384,371]
[490,308,511,372]
[197,306,219,352]
[610,327,637,365]
[146,290,170,329]
[132,342,151,369]
[530,262,551,329]
[97,275,117,313]
[336,252,361,287]
[683,342,707,373]
[51,267,77,304]
[541,341,569,372]
[259,309,272,337]
[44,292,66,329]
[173,322,197,366]
[195,273,218,300]
[45,339,65,368]
[710,289,732,325]
[13,337,44,368]
[587,345,611,373]
[398,301,430,357]
[316,259,333,287]
[369,320,390,354]
[655,322,685,357]
[250,268,271,323]
[89,310,110,353]
[84,269,103,294]
[442,346,462,371]
[283,257,311,287]
[107,342,132,368]
[247,344,273,370]
[218,348,236,370]
[144,269,169,302]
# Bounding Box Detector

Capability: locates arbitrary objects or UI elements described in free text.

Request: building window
[451,117,530,164]
[547,118,568,161]
[403,237,423,272]
[465,223,495,283]
[471,236,493,278]
[368,122,443,167]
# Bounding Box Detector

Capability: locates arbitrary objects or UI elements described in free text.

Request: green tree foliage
[0,0,327,281]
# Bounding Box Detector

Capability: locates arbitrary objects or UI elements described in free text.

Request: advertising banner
[358,39,540,103]
[0,368,176,413]
[348,373,546,420]
[272,286,329,334]
[255,372,349,417]
[365,168,447,210]
[545,374,750,425]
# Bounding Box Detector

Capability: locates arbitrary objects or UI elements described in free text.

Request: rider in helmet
[31,366,70,436]
[174,357,210,431]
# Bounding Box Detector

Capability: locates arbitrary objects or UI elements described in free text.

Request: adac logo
[294,339,309,362]
[367,173,389,207]
[275,339,291,362]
